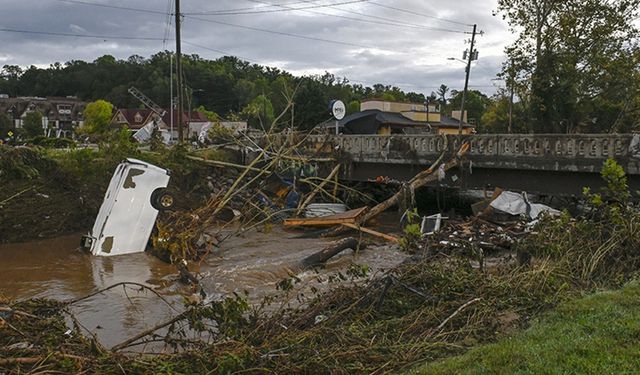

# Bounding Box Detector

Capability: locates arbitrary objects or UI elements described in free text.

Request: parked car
[81,158,175,256]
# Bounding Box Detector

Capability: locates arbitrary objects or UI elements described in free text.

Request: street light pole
[458,24,477,135]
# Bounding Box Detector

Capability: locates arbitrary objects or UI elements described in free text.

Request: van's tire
[151,188,176,211]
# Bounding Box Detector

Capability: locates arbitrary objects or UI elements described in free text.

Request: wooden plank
[283,207,368,227]
[341,223,399,243]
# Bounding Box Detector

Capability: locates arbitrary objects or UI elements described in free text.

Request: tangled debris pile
[424,218,523,257]
[4,159,640,374]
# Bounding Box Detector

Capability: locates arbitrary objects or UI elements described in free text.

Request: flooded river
[0,223,406,349]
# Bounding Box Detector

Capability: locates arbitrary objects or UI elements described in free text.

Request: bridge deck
[298,134,640,195]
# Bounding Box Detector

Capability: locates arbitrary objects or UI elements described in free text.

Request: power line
[162,0,175,50]
[0,27,164,41]
[184,0,370,15]
[185,0,319,15]
[368,2,472,27]
[182,41,498,94]
[291,0,468,33]
[51,0,168,15]
[237,0,467,34]
[185,15,386,50]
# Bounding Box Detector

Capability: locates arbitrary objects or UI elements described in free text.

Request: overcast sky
[1,0,515,97]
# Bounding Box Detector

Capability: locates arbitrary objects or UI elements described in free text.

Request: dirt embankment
[0,144,241,244]
[0,147,111,244]
[0,180,99,243]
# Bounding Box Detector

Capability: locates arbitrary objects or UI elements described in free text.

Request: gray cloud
[1,0,514,96]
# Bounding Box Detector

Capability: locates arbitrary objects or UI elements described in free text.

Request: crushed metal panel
[489,191,560,220]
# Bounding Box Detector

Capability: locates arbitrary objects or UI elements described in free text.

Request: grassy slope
[408,282,640,375]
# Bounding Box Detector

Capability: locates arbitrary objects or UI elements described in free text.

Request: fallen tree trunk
[323,142,468,238]
[360,158,459,225]
[298,237,361,269]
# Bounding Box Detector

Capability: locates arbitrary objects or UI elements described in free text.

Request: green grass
[408,281,640,375]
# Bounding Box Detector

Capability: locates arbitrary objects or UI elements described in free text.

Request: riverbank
[3,140,640,373]
[409,281,640,374]
[0,140,221,244]
[2,202,640,374]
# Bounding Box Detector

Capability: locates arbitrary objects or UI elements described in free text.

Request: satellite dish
[329,100,346,120]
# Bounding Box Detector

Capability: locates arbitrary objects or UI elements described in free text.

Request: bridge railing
[305,134,636,161]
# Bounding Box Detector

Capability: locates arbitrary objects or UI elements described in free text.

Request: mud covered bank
[0,146,108,243]
[3,158,640,374]
[0,140,230,244]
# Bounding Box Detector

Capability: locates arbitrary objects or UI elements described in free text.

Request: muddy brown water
[0,224,406,350]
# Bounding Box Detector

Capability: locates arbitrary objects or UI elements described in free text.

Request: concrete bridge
[300,134,640,196]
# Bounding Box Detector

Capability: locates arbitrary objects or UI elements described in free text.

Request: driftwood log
[298,237,361,269]
[177,261,200,285]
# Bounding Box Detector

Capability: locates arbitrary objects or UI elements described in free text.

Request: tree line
[0,52,443,132]
[1,0,639,135]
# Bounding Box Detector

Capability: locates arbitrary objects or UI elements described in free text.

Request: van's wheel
[151,188,175,211]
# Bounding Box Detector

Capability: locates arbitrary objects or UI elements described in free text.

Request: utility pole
[175,0,184,143]
[458,24,477,135]
[170,54,174,141]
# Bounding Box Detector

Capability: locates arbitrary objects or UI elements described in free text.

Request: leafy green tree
[23,111,43,138]
[293,78,328,130]
[196,105,219,122]
[405,92,426,104]
[436,84,449,114]
[241,94,275,130]
[449,90,492,126]
[0,52,509,131]
[83,99,114,134]
[0,113,12,138]
[346,100,360,115]
[480,92,528,134]
[0,65,23,96]
[497,0,640,133]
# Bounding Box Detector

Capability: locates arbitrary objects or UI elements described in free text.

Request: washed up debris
[341,223,399,243]
[322,140,469,239]
[284,206,398,242]
[283,207,368,227]
[132,122,171,144]
[490,191,560,220]
[304,203,348,218]
[423,216,525,259]
[421,213,444,235]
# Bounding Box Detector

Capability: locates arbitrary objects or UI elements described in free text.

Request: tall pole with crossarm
[175,0,184,143]
[458,24,477,135]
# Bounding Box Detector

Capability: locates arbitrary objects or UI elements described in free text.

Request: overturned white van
[81,158,175,256]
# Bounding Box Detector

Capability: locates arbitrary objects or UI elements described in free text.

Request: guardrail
[301,134,640,174]
[305,134,636,160]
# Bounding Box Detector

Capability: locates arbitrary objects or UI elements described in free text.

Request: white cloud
[1,0,513,95]
[69,24,87,34]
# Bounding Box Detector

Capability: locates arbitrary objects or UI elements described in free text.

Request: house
[111,109,156,130]
[110,108,203,139]
[333,99,475,135]
[111,108,248,140]
[0,95,86,137]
